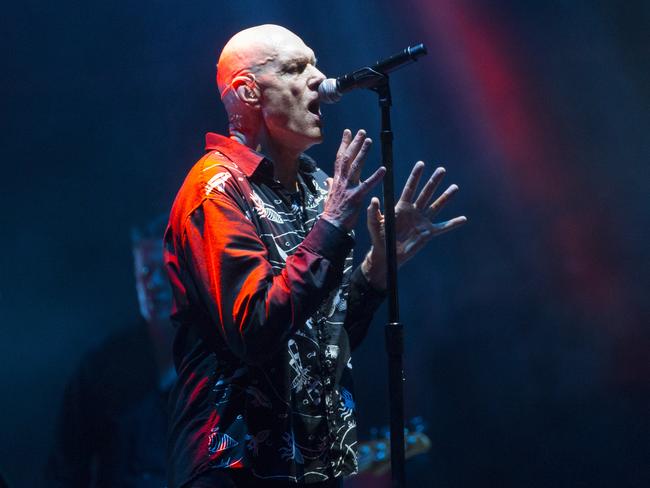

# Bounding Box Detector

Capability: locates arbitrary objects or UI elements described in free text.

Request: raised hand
[321,129,386,231]
[362,161,467,289]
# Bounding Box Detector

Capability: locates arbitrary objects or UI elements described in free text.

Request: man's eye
[138,266,152,279]
[286,62,306,74]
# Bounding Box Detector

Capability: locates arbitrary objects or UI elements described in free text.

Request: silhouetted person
[46,215,175,487]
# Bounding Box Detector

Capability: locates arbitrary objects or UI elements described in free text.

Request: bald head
[217,24,311,96]
[215,24,325,152]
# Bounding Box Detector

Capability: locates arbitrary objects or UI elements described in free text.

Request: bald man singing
[164,25,465,487]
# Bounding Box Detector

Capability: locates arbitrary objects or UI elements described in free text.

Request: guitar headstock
[357,417,432,476]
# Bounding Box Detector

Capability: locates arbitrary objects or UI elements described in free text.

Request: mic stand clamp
[342,67,387,91]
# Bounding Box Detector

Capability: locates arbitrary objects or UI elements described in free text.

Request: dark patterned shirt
[45,322,171,488]
[164,133,385,487]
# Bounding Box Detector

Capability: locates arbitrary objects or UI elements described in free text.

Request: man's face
[256,34,326,151]
[133,239,173,325]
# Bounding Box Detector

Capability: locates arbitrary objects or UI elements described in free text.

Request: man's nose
[308,66,326,90]
[147,268,167,290]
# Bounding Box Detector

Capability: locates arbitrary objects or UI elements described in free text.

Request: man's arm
[182,199,353,364]
[344,266,386,350]
[361,161,467,290]
[180,129,385,364]
[341,162,466,350]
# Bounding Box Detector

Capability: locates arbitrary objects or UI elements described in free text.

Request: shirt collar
[204,132,265,177]
[204,132,318,185]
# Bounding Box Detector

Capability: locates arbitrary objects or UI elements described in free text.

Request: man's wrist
[302,218,354,265]
[320,214,351,234]
[361,249,387,291]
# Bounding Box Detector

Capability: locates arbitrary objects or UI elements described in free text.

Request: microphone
[318,43,427,103]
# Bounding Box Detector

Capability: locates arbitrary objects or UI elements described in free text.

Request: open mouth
[307,98,321,117]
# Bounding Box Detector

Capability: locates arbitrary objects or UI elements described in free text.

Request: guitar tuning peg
[408,416,427,433]
[369,427,379,440]
[375,447,387,461]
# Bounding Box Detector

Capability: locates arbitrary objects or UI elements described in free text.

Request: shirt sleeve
[344,265,387,350]
[181,195,354,364]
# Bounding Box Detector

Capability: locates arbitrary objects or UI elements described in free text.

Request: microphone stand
[375,78,406,488]
[338,45,426,487]
[360,72,406,488]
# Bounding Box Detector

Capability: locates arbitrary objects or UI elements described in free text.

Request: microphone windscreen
[318,79,342,104]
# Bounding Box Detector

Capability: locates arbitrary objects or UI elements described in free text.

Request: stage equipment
[319,43,427,488]
[318,44,426,103]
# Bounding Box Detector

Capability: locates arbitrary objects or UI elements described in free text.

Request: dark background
[2,0,648,486]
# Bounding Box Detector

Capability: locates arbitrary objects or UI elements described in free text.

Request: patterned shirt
[164,133,385,487]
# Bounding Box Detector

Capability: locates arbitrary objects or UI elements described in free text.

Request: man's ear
[231,74,261,108]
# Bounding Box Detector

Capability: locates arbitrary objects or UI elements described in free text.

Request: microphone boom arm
[338,67,387,92]
[318,43,427,103]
